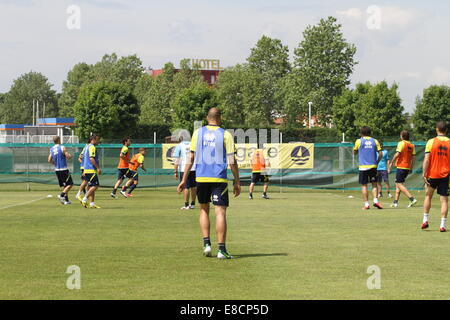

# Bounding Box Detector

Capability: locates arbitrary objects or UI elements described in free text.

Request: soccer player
[111,137,132,198]
[421,121,450,232]
[80,134,102,209]
[121,148,147,197]
[48,136,73,205]
[389,130,417,208]
[353,126,383,210]
[249,148,270,199]
[173,137,197,210]
[376,142,392,199]
[76,137,91,201]
[177,108,241,259]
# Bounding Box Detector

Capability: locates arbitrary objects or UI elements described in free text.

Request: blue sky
[1,0,450,112]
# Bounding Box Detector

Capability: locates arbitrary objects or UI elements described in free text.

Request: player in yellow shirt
[120,148,146,197]
[177,108,240,259]
[111,137,132,198]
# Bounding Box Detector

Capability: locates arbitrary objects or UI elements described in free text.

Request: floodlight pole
[308,102,313,129]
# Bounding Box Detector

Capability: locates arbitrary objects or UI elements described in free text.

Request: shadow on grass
[234,253,288,259]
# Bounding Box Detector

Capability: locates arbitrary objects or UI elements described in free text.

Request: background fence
[0,141,428,191]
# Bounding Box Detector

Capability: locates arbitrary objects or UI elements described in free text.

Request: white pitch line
[0,195,51,211]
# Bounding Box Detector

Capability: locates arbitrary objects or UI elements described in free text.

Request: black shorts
[359,168,378,185]
[80,168,85,181]
[180,171,197,189]
[117,168,129,180]
[395,169,411,183]
[428,176,450,196]
[251,172,269,184]
[125,170,138,181]
[376,170,389,183]
[84,172,100,187]
[55,170,73,187]
[197,182,229,207]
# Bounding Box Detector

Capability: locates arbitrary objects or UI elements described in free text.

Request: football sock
[122,186,128,192]
[218,243,226,252]
[423,213,429,223]
[65,195,69,202]
[185,202,189,207]
[203,237,211,247]
[190,201,195,206]
[90,202,95,207]
[364,201,370,207]
[112,188,117,194]
[60,192,66,198]
[249,193,253,197]
[82,196,87,202]
[128,184,137,194]
[409,197,415,202]
[263,192,267,196]
[393,200,398,204]
[374,198,379,204]
[440,218,447,229]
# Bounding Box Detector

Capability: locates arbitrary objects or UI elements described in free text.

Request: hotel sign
[189,59,224,70]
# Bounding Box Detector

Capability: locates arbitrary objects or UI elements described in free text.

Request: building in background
[0,118,78,143]
[146,58,224,85]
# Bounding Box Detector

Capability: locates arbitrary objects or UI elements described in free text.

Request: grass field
[0,183,448,300]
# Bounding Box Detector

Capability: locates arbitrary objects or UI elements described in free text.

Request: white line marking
[0,196,49,211]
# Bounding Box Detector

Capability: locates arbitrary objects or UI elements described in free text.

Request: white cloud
[428,67,450,85]
[337,8,363,20]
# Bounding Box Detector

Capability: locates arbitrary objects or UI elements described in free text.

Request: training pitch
[0,183,448,300]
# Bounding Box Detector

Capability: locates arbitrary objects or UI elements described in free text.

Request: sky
[1,0,450,113]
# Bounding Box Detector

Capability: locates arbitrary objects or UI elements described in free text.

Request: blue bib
[195,126,227,180]
[50,145,68,170]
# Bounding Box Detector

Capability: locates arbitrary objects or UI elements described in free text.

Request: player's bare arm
[422,153,431,185]
[177,151,194,193]
[90,157,102,175]
[48,153,54,164]
[228,154,241,197]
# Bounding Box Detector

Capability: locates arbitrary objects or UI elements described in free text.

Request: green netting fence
[0,142,428,191]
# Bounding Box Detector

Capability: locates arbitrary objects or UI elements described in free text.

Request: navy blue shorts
[84,173,100,187]
[377,170,389,183]
[117,168,129,180]
[427,176,449,196]
[180,171,196,189]
[395,169,410,183]
[251,172,270,184]
[197,182,229,207]
[126,170,139,181]
[359,168,378,185]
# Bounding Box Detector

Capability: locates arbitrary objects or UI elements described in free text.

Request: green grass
[0,183,448,300]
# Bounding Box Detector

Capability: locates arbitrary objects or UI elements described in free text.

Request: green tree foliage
[172,83,219,132]
[139,61,203,126]
[0,71,58,124]
[58,63,92,117]
[74,81,139,139]
[332,81,406,139]
[413,85,450,139]
[282,16,357,126]
[59,53,144,117]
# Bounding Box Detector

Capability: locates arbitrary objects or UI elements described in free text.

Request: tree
[139,63,176,125]
[413,85,450,139]
[58,63,92,116]
[247,36,291,125]
[216,64,248,126]
[59,53,144,116]
[283,16,357,126]
[332,81,406,139]
[139,60,203,126]
[172,83,219,132]
[0,71,58,124]
[74,81,139,139]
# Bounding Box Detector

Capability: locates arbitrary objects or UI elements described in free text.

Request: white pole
[308,101,312,129]
[153,132,157,189]
[36,101,39,126]
[280,132,283,194]
[32,99,35,126]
